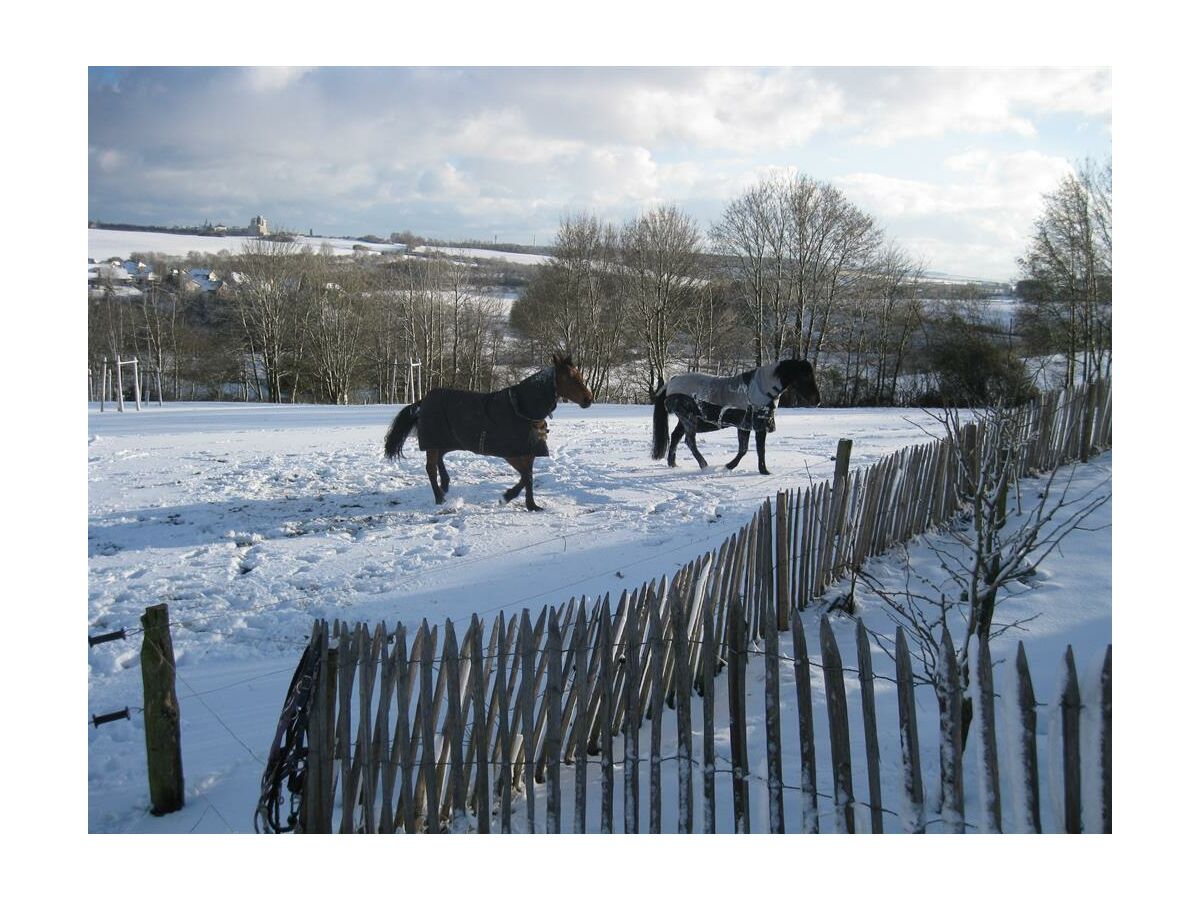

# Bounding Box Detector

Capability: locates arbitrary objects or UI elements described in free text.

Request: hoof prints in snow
[87,403,937,672]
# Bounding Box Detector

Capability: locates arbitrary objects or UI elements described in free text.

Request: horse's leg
[426,451,446,504]
[667,422,686,468]
[501,457,525,505]
[437,454,450,492]
[504,455,541,511]
[726,427,750,470]
[755,428,770,475]
[520,457,542,511]
[684,424,708,469]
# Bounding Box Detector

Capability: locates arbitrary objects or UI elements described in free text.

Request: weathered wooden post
[834,438,853,484]
[1014,642,1042,833]
[775,491,789,630]
[791,618,818,833]
[976,634,1002,833]
[140,603,184,815]
[545,609,564,834]
[1100,645,1112,834]
[1059,646,1082,834]
[855,619,882,833]
[832,439,853,584]
[820,616,854,833]
[894,629,925,833]
[1080,381,1098,462]
[936,628,965,833]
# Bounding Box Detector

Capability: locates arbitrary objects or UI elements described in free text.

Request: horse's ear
[550,352,562,367]
[563,353,573,368]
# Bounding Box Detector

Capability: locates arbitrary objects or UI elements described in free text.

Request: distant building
[186,267,223,293]
[88,261,144,300]
[250,215,270,237]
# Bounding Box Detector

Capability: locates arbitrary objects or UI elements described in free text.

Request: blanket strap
[507,387,541,422]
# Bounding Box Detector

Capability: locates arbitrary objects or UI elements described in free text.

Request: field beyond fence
[256,380,1112,834]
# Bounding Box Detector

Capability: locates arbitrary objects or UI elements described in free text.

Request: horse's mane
[774,358,812,384]
[509,366,557,420]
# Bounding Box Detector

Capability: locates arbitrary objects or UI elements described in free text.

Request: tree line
[88,161,1111,408]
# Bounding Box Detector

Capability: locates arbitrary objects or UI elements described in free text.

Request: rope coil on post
[255,642,321,834]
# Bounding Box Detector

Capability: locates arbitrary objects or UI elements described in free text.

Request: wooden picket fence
[264,380,1113,834]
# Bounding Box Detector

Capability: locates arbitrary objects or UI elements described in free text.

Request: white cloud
[842,68,1111,146]
[835,149,1076,278]
[88,68,1110,272]
[241,67,313,93]
[613,69,845,152]
[91,147,125,174]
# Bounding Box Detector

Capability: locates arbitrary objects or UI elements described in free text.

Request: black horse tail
[384,402,420,459]
[651,384,669,460]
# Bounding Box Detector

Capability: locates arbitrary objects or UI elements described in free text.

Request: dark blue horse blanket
[417,368,556,458]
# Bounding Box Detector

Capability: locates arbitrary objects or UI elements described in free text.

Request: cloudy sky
[88,66,1110,280]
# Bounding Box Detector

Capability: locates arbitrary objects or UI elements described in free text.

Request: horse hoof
[526,503,544,512]
[725,461,739,470]
[759,468,771,476]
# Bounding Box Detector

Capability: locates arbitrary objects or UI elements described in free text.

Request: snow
[412,245,551,266]
[85,228,555,268]
[87,400,1110,833]
[87,228,408,261]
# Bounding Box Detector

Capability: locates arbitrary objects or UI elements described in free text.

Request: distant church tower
[250,215,270,237]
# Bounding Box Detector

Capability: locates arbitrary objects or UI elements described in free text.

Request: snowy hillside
[87,228,554,267]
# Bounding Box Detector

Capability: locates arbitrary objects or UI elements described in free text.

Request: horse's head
[776,359,821,407]
[552,352,593,408]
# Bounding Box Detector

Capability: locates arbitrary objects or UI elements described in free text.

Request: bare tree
[781,179,881,374]
[868,241,926,403]
[620,205,703,397]
[856,402,1110,747]
[229,239,309,402]
[511,213,630,398]
[135,270,183,401]
[303,258,369,404]
[710,177,793,365]
[1018,158,1112,387]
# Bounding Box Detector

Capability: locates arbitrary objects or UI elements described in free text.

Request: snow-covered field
[87,228,554,267]
[87,400,1110,833]
[88,228,410,261]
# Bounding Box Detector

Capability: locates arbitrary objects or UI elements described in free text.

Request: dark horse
[651,359,821,474]
[384,353,593,510]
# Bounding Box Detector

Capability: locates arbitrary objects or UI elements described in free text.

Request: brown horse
[384,353,593,510]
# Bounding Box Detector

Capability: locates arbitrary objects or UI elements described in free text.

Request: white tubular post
[100,358,108,412]
[132,358,142,411]
[115,356,125,412]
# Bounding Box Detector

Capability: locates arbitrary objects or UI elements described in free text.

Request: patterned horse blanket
[664,365,784,431]
[417,367,556,458]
